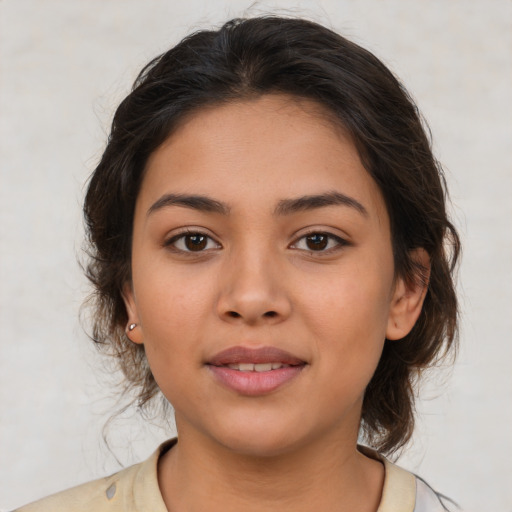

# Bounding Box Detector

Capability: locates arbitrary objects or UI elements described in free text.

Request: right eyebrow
[147,194,230,216]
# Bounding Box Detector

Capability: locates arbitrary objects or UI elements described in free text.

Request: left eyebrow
[274,191,368,217]
[147,193,230,216]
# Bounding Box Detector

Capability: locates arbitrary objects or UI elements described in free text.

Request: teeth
[225,363,289,371]
[254,363,272,372]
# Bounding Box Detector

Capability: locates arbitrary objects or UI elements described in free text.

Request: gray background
[1,1,511,510]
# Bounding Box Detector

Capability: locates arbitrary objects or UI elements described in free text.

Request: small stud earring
[128,323,137,331]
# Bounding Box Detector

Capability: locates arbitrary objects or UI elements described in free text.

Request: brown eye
[166,232,220,252]
[305,233,328,251]
[184,234,207,251]
[291,232,347,253]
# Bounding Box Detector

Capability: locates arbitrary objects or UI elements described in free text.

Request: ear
[386,248,430,341]
[122,282,144,345]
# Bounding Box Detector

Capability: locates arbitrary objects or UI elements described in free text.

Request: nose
[216,249,292,326]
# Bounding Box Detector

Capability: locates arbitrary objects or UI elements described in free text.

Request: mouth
[224,362,294,372]
[206,346,306,396]
[207,345,305,367]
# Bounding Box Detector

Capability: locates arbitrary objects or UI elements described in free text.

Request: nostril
[226,310,278,319]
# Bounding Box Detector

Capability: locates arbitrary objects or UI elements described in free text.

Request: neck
[158,428,384,512]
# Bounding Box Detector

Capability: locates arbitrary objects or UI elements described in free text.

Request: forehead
[140,94,386,220]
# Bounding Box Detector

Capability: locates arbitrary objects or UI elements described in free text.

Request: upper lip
[207,346,306,366]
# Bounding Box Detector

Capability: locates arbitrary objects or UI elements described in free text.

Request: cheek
[134,275,205,398]
[300,256,393,372]
[132,259,213,360]
[304,264,392,336]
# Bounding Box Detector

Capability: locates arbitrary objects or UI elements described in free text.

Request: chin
[207,415,314,459]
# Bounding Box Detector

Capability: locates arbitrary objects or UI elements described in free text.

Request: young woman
[16,16,460,512]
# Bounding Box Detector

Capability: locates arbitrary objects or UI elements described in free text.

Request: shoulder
[414,477,457,512]
[358,445,456,512]
[13,441,174,512]
[382,458,456,512]
[13,472,124,512]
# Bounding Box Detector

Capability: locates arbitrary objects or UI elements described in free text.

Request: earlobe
[386,249,430,341]
[122,282,144,345]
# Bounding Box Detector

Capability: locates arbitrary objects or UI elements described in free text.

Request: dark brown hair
[84,16,460,455]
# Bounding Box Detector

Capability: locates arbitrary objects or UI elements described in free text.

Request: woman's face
[124,94,421,456]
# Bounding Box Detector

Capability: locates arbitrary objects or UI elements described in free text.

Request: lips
[207,346,306,396]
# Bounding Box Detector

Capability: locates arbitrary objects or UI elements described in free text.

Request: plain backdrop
[1,1,511,511]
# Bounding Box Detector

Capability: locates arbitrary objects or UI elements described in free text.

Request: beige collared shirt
[15,440,447,512]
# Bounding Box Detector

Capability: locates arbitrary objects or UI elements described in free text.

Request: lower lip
[208,365,304,396]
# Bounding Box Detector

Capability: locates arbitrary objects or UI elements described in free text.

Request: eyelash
[290,231,348,253]
[164,230,221,253]
[164,230,348,255]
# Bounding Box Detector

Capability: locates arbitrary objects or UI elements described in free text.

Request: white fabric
[414,479,450,512]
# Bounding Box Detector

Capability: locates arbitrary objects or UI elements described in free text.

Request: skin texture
[123,95,428,512]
